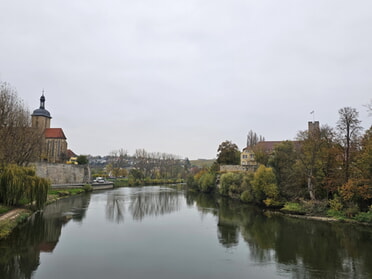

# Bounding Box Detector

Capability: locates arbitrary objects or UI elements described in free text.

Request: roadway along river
[1,186,372,279]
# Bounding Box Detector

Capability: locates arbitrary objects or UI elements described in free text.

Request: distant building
[31,93,69,163]
[254,141,284,154]
[240,147,258,168]
[240,122,318,168]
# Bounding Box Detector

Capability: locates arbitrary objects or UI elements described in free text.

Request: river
[1,186,372,279]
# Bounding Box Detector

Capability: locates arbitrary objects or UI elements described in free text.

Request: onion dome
[32,93,52,118]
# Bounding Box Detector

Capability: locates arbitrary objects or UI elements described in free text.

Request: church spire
[32,90,51,119]
[40,90,46,109]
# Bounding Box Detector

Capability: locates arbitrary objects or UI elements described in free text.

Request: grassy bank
[46,185,92,204]
[111,178,184,187]
[0,186,92,239]
[0,205,11,215]
[0,209,32,239]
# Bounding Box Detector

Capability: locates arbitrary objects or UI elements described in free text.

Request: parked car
[94,177,105,183]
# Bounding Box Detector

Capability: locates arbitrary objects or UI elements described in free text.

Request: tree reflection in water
[105,187,181,223]
[106,193,126,223]
[0,194,90,279]
[1,188,372,279]
[187,191,372,279]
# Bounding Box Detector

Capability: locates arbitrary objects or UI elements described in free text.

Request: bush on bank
[111,177,184,187]
[217,166,280,207]
[186,168,216,193]
[187,166,372,223]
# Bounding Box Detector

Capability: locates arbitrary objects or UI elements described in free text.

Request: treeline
[188,106,372,222]
[111,177,184,187]
[0,82,50,208]
[93,148,191,184]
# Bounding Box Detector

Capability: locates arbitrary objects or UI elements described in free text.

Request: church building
[32,93,68,163]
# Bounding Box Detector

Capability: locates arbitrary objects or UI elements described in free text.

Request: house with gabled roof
[240,147,257,169]
[241,122,318,169]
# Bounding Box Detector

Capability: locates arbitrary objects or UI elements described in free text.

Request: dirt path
[0,208,29,222]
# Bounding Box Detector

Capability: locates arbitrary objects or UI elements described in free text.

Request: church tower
[32,93,52,130]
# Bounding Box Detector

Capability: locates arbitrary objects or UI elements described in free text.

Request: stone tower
[308,121,320,137]
[32,93,52,130]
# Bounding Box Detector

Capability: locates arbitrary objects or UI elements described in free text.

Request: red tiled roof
[255,141,283,152]
[255,141,301,153]
[67,149,77,157]
[44,128,66,139]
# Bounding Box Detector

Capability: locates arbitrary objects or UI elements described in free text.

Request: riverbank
[0,208,32,239]
[111,178,184,187]
[0,187,92,240]
[2,185,371,240]
[2,185,371,279]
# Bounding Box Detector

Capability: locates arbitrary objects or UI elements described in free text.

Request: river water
[1,186,372,279]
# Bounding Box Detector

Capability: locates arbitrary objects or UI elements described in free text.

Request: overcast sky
[1,1,371,159]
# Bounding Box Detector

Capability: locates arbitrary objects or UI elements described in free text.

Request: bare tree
[246,130,265,147]
[0,82,43,166]
[337,107,362,181]
[131,149,184,179]
[365,99,372,117]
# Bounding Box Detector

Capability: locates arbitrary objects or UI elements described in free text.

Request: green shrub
[83,184,93,192]
[281,202,305,214]
[199,173,216,193]
[228,184,241,199]
[241,173,254,192]
[263,198,283,207]
[354,211,372,223]
[251,165,279,205]
[112,179,128,187]
[344,203,359,218]
[301,200,328,215]
[186,175,198,189]
[219,172,243,196]
[240,190,254,203]
[329,195,343,211]
[327,209,346,220]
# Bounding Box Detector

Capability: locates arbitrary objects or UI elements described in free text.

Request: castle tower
[32,93,52,130]
[308,121,320,138]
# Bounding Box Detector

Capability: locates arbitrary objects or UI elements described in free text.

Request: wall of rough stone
[32,162,91,185]
[219,165,256,173]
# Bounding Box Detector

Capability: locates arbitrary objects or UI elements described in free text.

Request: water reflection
[105,187,181,223]
[187,191,372,278]
[1,187,372,279]
[105,193,125,223]
[0,194,90,279]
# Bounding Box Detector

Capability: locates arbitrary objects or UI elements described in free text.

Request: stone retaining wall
[219,165,256,172]
[32,162,91,185]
